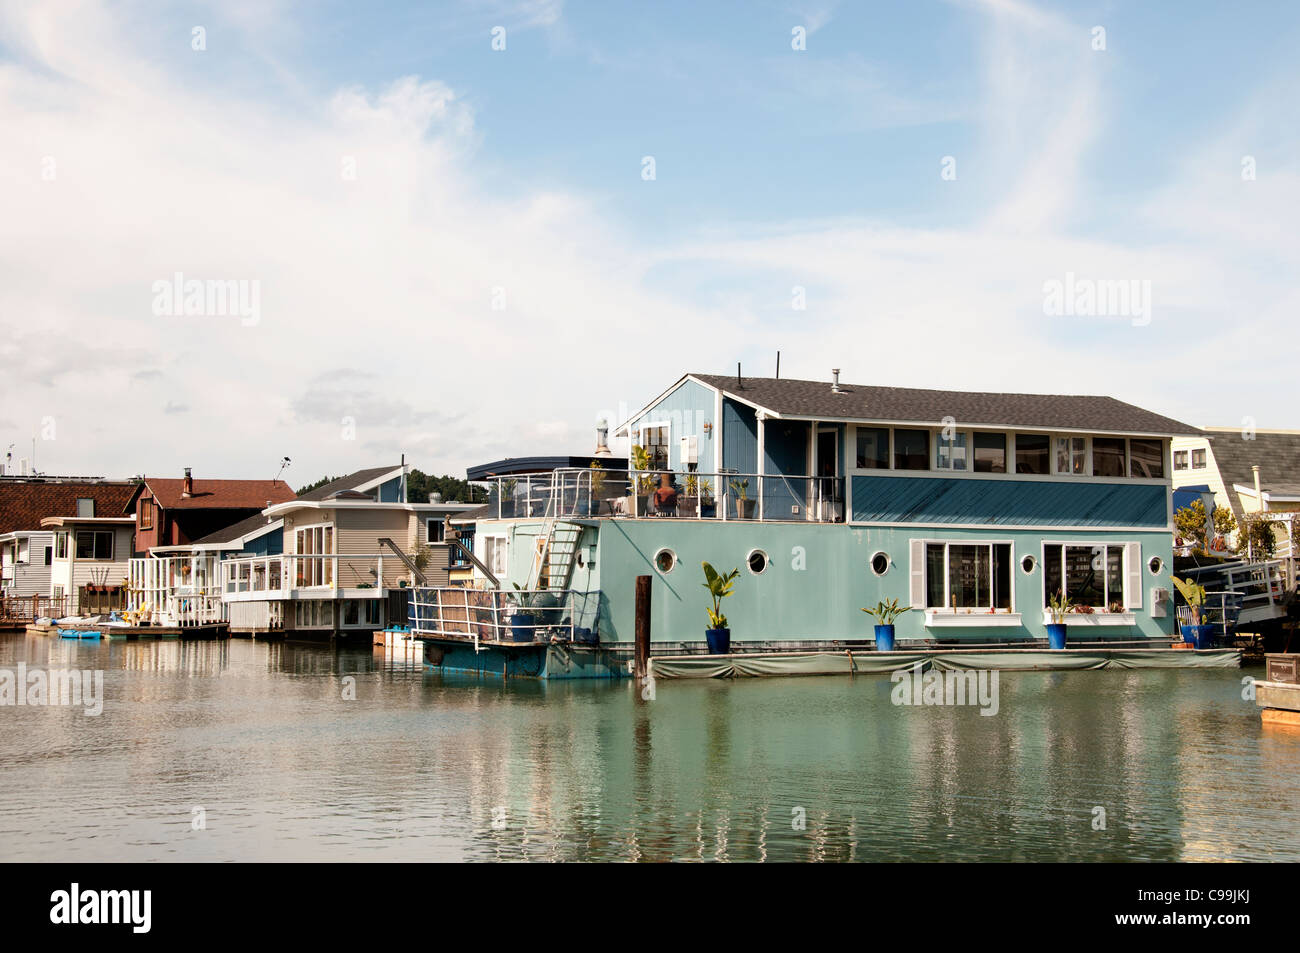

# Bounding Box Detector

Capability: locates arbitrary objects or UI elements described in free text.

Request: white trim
[1039,540,1132,613]
[853,519,1172,532]
[653,547,677,574]
[614,374,724,437]
[914,537,1017,613]
[1040,610,1136,626]
[745,547,770,575]
[925,611,1023,627]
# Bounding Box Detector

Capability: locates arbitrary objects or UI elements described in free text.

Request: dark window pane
[1066,545,1106,607]
[1093,438,1127,477]
[75,532,94,559]
[1192,449,1206,468]
[1015,434,1050,474]
[1044,544,1062,605]
[993,544,1012,609]
[974,432,1006,473]
[926,543,946,608]
[894,429,930,470]
[1106,546,1124,609]
[1129,439,1163,478]
[948,544,990,608]
[855,427,889,469]
[1173,451,1188,471]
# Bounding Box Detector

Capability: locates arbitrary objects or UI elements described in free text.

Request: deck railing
[409,586,597,652]
[219,553,411,598]
[1182,559,1288,625]
[0,594,69,624]
[487,468,844,523]
[129,556,225,626]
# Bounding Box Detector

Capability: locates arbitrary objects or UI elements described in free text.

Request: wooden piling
[634,574,651,682]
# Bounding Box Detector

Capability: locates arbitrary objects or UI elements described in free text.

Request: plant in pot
[862,598,909,651]
[499,478,518,518]
[587,461,607,516]
[678,474,700,519]
[1171,576,1214,648]
[630,445,655,516]
[730,478,756,520]
[701,561,739,654]
[509,583,542,643]
[698,478,716,518]
[1046,589,1072,649]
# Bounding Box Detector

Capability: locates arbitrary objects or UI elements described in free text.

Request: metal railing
[1183,559,1288,625]
[0,594,69,624]
[409,586,600,652]
[487,468,845,523]
[220,553,410,598]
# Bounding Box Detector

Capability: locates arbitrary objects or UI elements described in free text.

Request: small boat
[57,628,102,640]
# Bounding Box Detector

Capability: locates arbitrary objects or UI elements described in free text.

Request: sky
[0,0,1297,485]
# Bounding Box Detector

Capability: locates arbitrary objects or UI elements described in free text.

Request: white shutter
[909,539,926,609]
[1124,542,1142,609]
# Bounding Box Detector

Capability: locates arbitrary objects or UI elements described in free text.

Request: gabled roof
[1205,429,1300,499]
[127,477,295,512]
[189,512,284,549]
[634,373,1201,437]
[296,466,404,501]
[0,479,138,535]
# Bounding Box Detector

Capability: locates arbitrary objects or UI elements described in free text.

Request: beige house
[40,515,136,615]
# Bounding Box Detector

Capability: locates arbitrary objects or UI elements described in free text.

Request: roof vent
[831,369,842,394]
[429,491,443,503]
[182,467,194,497]
[594,422,612,458]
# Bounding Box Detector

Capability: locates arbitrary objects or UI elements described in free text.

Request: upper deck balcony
[484,468,845,523]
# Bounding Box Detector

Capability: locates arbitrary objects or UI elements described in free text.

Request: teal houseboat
[411,371,1202,677]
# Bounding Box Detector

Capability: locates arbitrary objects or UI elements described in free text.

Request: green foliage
[296,475,340,495]
[1241,514,1279,559]
[630,445,656,494]
[407,469,488,504]
[1047,589,1073,625]
[862,598,910,626]
[729,478,749,501]
[1173,500,1209,552]
[1170,576,1206,607]
[701,561,739,629]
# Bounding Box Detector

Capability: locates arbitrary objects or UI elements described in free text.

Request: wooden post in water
[634,574,651,683]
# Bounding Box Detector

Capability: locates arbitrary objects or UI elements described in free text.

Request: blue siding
[376,476,404,503]
[763,419,809,514]
[630,378,716,471]
[240,527,283,556]
[722,398,757,474]
[851,476,1169,527]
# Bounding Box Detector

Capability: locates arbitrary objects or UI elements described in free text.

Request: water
[1,633,1298,862]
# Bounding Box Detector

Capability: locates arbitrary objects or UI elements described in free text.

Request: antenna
[274,456,291,484]
[776,351,781,379]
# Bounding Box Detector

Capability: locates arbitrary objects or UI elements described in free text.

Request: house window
[76,498,95,518]
[1129,439,1164,479]
[452,528,474,566]
[1015,434,1050,474]
[893,429,930,470]
[1055,436,1087,475]
[1092,438,1127,477]
[55,533,67,559]
[855,427,890,469]
[1043,544,1125,609]
[426,518,445,544]
[642,424,669,471]
[294,524,334,587]
[973,433,1006,473]
[74,531,114,560]
[1191,448,1206,469]
[43,546,52,566]
[342,600,360,626]
[935,432,968,471]
[924,542,1013,610]
[140,501,153,530]
[1173,450,1189,471]
[484,536,508,577]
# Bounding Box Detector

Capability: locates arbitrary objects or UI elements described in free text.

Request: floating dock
[1255,654,1300,727]
[24,622,228,640]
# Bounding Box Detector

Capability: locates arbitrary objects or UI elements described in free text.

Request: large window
[76,498,95,517]
[294,524,334,587]
[74,531,114,560]
[1043,544,1125,610]
[894,429,930,470]
[1129,439,1164,479]
[973,432,1006,473]
[641,424,669,471]
[139,500,153,530]
[1192,448,1206,469]
[426,518,445,544]
[1092,438,1127,477]
[1173,450,1188,471]
[55,533,68,559]
[1056,436,1087,475]
[855,427,890,469]
[935,432,968,471]
[484,536,508,576]
[924,542,1012,610]
[1015,434,1050,474]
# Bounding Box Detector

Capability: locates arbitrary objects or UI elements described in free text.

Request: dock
[24,622,229,640]
[1255,653,1300,727]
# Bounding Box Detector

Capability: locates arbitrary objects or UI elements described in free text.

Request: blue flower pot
[705,627,730,654]
[874,623,896,651]
[1181,623,1216,649]
[1046,623,1068,650]
[510,612,536,642]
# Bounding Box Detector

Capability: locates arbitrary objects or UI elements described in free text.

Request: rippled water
[1,633,1297,862]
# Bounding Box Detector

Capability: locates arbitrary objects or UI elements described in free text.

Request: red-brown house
[125,468,296,556]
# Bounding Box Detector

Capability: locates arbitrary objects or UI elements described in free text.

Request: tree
[405,468,488,504]
[1174,500,1210,553]
[1241,513,1280,559]
[296,475,340,495]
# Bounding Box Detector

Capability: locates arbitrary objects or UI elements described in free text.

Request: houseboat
[411,370,1211,678]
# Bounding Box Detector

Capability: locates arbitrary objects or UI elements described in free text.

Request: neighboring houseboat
[42,512,136,615]
[0,476,137,619]
[412,371,1204,677]
[219,465,478,639]
[125,468,296,556]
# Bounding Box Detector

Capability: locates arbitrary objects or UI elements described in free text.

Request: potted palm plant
[862,598,909,651]
[629,445,655,515]
[730,478,756,520]
[1171,576,1214,648]
[509,583,541,642]
[1047,589,1072,649]
[587,461,606,516]
[701,561,739,654]
[679,474,700,518]
[499,478,518,518]
[698,478,716,518]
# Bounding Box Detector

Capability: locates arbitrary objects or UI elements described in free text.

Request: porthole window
[870,552,890,576]
[1148,555,1163,576]
[654,548,676,574]
[1021,554,1037,575]
[746,549,769,575]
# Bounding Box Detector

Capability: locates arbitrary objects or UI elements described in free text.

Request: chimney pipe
[182,467,193,498]
[736,362,742,389]
[831,369,841,394]
[1253,464,1265,513]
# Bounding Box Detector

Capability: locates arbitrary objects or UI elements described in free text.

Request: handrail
[378,537,425,586]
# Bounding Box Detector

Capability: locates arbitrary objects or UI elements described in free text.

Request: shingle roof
[1206,430,1300,497]
[690,374,1202,436]
[130,477,296,511]
[0,480,138,535]
[189,512,282,547]
[297,466,402,501]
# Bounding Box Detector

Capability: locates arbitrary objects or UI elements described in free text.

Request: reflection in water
[0,635,1297,862]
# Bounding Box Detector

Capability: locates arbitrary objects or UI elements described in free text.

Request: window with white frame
[973,432,1007,473]
[1056,436,1087,475]
[923,541,1013,611]
[641,424,670,471]
[1043,543,1125,610]
[855,427,890,469]
[934,431,968,471]
[1173,450,1189,471]
[1092,438,1127,477]
[74,530,114,560]
[1191,448,1206,469]
[483,535,508,577]
[1129,439,1164,479]
[426,518,445,544]
[294,524,334,587]
[55,533,68,559]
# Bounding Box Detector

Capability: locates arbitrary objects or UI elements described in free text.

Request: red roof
[133,478,296,511]
[0,481,138,535]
